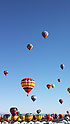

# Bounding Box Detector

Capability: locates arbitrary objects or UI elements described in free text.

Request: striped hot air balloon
[21,78,35,96]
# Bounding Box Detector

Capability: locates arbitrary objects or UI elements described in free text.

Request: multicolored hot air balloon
[31,95,37,102]
[27,44,33,50]
[25,113,33,122]
[21,78,35,96]
[46,84,51,89]
[3,114,11,121]
[4,71,8,76]
[67,88,70,93]
[60,64,64,70]
[11,115,18,121]
[42,31,48,38]
[10,107,18,116]
[59,99,64,104]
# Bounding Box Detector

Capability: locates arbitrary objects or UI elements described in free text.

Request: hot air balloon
[10,107,18,116]
[36,109,41,114]
[66,111,69,114]
[3,114,11,121]
[58,78,61,82]
[60,64,64,70]
[27,44,33,50]
[46,84,51,89]
[42,31,48,38]
[25,113,33,122]
[11,115,18,121]
[59,114,63,119]
[59,99,64,104]
[21,78,35,96]
[67,88,70,93]
[51,84,55,88]
[46,114,51,121]
[20,114,25,121]
[4,71,8,76]
[31,95,37,102]
[36,114,42,121]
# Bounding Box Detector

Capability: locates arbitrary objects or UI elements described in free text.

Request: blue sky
[0,0,70,114]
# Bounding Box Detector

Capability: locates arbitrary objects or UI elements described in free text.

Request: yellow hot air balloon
[36,115,42,121]
[25,113,33,122]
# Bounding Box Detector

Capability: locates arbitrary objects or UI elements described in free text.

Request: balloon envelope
[31,95,37,102]
[27,44,33,50]
[42,31,48,38]
[58,78,61,82]
[4,71,8,76]
[67,88,70,93]
[36,109,41,114]
[51,84,55,88]
[47,84,51,89]
[21,78,35,96]
[59,99,64,104]
[60,64,64,70]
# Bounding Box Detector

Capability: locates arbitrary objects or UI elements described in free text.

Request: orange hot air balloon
[46,84,51,89]
[27,44,33,50]
[4,71,8,76]
[58,78,61,82]
[21,78,35,96]
[59,99,64,104]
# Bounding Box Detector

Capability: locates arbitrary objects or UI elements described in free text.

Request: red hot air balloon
[21,78,35,96]
[66,111,69,114]
[27,44,33,50]
[59,99,64,104]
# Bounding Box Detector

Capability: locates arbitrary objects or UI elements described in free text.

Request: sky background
[0,0,70,114]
